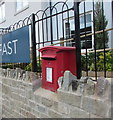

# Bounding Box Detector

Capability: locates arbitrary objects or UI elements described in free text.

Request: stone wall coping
[34,88,58,102]
[33,87,110,104]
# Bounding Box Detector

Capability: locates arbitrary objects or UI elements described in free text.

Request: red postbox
[39,46,77,92]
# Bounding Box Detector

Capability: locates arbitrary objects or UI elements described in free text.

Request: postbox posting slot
[42,57,56,60]
[41,54,56,60]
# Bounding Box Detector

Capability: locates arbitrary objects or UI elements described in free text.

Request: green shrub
[81,50,113,72]
[2,63,28,70]
[97,50,113,71]
[24,63,32,71]
[24,61,42,72]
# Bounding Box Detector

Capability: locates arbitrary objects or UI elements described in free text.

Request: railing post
[73,1,81,79]
[31,13,37,72]
[50,0,53,44]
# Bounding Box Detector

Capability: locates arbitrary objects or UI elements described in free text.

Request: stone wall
[0,68,112,118]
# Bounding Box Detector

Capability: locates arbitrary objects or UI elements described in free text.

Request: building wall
[0,1,49,28]
[104,1,112,48]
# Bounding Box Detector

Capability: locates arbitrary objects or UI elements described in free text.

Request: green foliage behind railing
[81,50,113,72]
[24,60,42,72]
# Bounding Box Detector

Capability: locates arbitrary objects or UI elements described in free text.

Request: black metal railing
[0,0,112,80]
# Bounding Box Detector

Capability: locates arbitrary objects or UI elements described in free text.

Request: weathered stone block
[16,80,24,89]
[90,114,102,118]
[48,109,62,118]
[2,84,11,95]
[58,76,63,89]
[25,71,31,82]
[111,107,113,119]
[61,71,77,91]
[13,100,21,112]
[76,83,86,94]
[10,69,16,78]
[80,77,88,83]
[25,90,34,100]
[51,101,58,112]
[2,78,9,85]
[36,104,47,114]
[2,104,11,114]
[11,80,17,87]
[95,77,110,98]
[69,106,89,118]
[19,95,29,104]
[40,113,50,118]
[18,88,25,96]
[85,78,95,95]
[31,109,40,118]
[30,72,38,81]
[32,78,42,91]
[0,68,2,76]
[11,92,20,100]
[6,68,10,77]
[61,115,71,118]
[10,86,17,94]
[15,68,22,79]
[58,102,70,114]
[28,100,36,109]
[111,82,113,102]
[20,108,27,117]
[9,98,15,110]
[82,96,110,117]
[58,89,82,108]
[13,110,21,118]
[34,94,41,104]
[2,99,9,107]
[21,103,31,112]
[24,82,33,90]
[26,112,36,118]
[41,97,53,107]
[107,107,111,118]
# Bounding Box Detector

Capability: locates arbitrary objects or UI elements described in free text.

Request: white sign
[46,68,52,83]
[0,39,18,55]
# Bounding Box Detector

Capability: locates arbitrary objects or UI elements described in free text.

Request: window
[64,12,93,50]
[80,13,92,49]
[0,2,5,22]
[16,0,28,12]
[80,13,91,29]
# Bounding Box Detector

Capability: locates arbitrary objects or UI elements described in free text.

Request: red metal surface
[39,46,77,92]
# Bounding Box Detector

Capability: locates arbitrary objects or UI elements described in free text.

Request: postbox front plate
[46,67,53,83]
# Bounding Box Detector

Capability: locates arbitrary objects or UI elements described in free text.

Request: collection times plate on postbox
[46,67,52,83]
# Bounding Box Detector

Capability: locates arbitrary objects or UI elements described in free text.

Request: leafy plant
[97,50,113,71]
[81,50,113,72]
[24,63,32,71]
[24,61,42,72]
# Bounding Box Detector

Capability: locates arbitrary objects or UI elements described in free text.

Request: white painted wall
[1,1,49,27]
